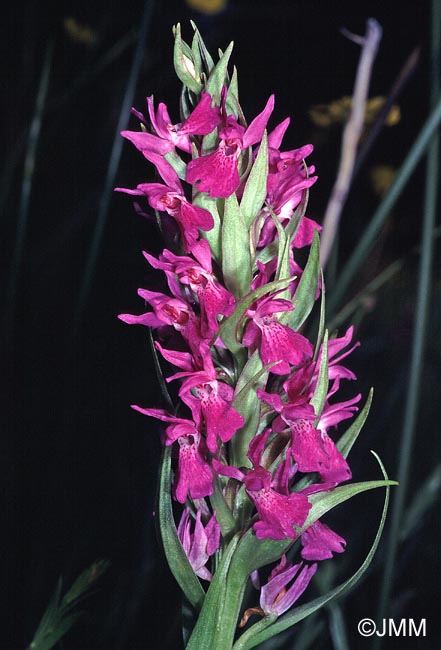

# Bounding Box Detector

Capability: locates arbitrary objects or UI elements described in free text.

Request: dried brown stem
[320,18,382,269]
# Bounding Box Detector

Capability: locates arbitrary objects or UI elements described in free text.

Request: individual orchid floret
[118,287,206,359]
[258,150,319,249]
[260,555,317,616]
[177,508,221,581]
[273,326,359,407]
[130,408,213,503]
[300,520,346,561]
[213,431,311,541]
[145,241,235,338]
[121,92,220,159]
[324,325,360,396]
[173,346,244,452]
[242,295,313,375]
[145,92,221,153]
[186,91,275,198]
[115,155,214,251]
[289,418,352,485]
[255,392,352,486]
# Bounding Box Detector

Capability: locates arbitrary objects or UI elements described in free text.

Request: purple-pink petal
[301,521,346,561]
[260,557,317,615]
[178,92,221,136]
[290,419,351,484]
[243,94,275,148]
[175,433,214,503]
[186,142,241,198]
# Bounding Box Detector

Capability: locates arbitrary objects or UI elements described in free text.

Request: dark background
[3,1,440,649]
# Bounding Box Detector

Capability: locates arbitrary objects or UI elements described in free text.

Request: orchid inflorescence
[117,23,395,650]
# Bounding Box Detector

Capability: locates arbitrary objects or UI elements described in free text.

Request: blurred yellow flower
[309,96,400,128]
[370,164,397,197]
[185,0,228,14]
[63,17,97,46]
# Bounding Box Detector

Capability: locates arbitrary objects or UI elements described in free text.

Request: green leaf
[303,475,397,530]
[272,190,310,307]
[226,66,240,116]
[158,446,205,611]
[209,475,237,541]
[193,193,222,263]
[231,351,270,467]
[275,192,308,285]
[190,30,203,81]
[222,193,252,298]
[173,23,203,94]
[313,270,326,359]
[26,561,109,650]
[190,20,215,74]
[62,560,109,606]
[185,536,241,649]
[288,229,321,330]
[241,131,268,228]
[205,41,234,103]
[219,277,293,355]
[310,329,328,421]
[337,388,374,459]
[232,452,394,650]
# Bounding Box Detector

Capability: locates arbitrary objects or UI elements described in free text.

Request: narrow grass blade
[74,0,155,335]
[5,39,53,342]
[375,1,440,643]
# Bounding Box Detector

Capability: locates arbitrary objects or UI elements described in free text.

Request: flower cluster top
[117,25,362,620]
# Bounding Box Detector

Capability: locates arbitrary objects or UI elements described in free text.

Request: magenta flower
[145,242,235,338]
[145,92,220,153]
[290,418,352,485]
[177,508,221,581]
[186,92,275,198]
[242,295,313,375]
[245,467,311,540]
[122,92,220,158]
[115,156,214,251]
[301,521,346,561]
[130,408,213,503]
[260,555,317,616]
[172,347,245,452]
[213,430,311,541]
[118,287,207,361]
[258,144,319,249]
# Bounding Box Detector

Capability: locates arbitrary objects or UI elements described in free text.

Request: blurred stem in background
[325,90,441,321]
[374,0,440,640]
[73,0,155,337]
[4,39,54,344]
[319,18,382,270]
